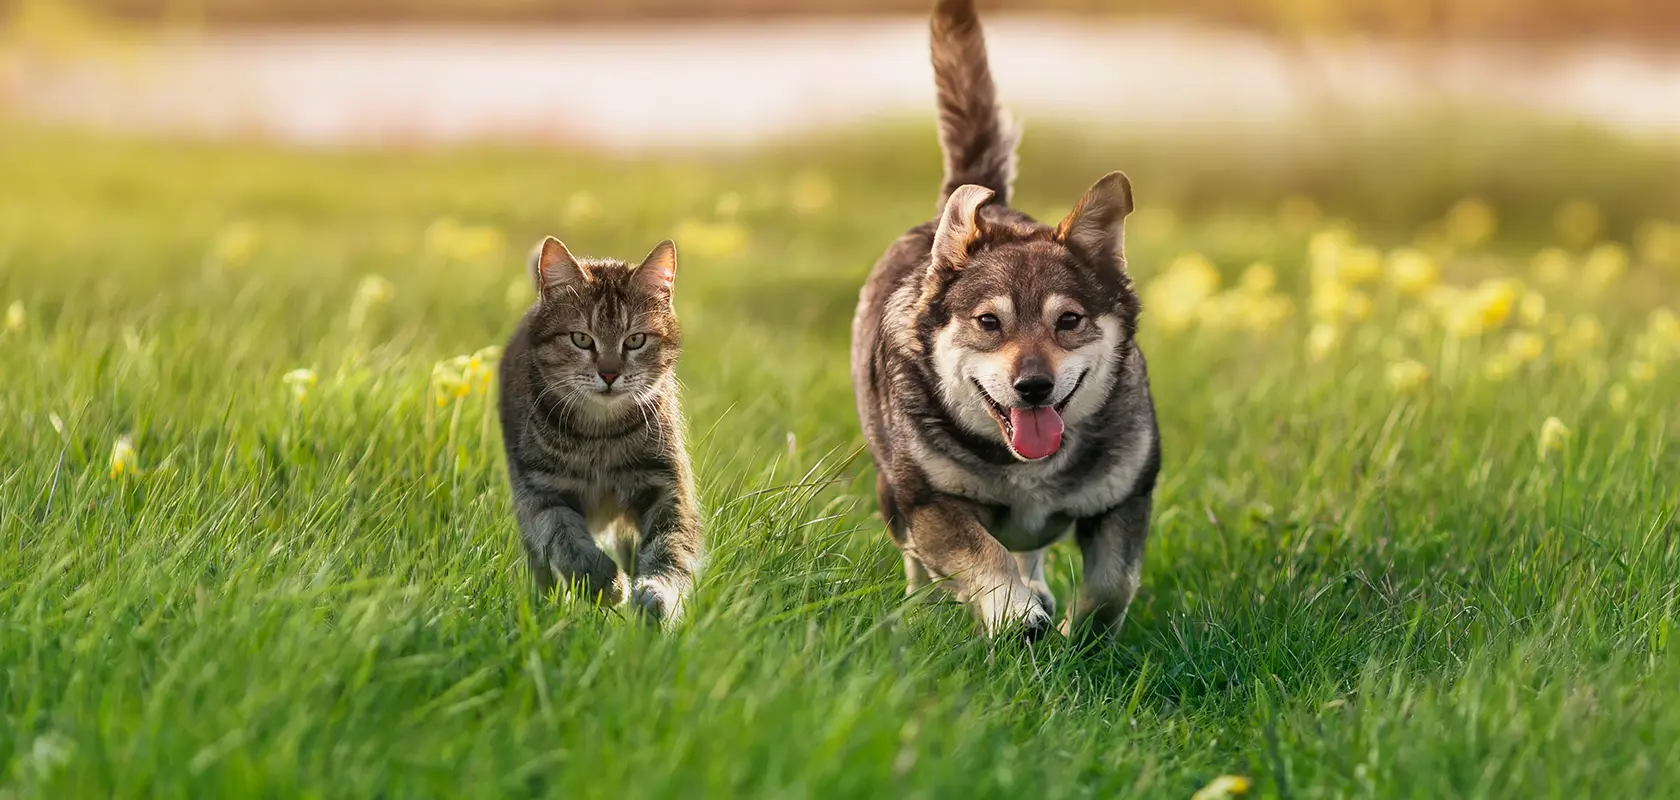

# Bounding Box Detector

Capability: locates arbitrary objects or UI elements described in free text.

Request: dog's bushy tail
[931,0,1019,209]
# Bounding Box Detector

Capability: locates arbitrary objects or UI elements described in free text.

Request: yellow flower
[1192,775,1253,800]
[1239,262,1276,294]
[1308,227,1356,285]
[1345,290,1374,322]
[1385,248,1439,295]
[564,191,602,225]
[1506,331,1544,364]
[789,171,835,216]
[1607,382,1630,413]
[673,219,751,259]
[1555,200,1602,246]
[283,368,318,402]
[1482,354,1516,382]
[1310,279,1351,322]
[1582,243,1628,290]
[425,218,505,264]
[466,345,504,391]
[208,220,262,268]
[1386,359,1430,394]
[1306,323,1340,362]
[1279,195,1320,231]
[1563,315,1605,354]
[109,435,138,479]
[1637,220,1678,267]
[1518,291,1547,327]
[1650,308,1680,345]
[1530,247,1572,286]
[4,301,23,332]
[1538,416,1572,461]
[1629,360,1656,383]
[1446,197,1497,247]
[349,275,395,332]
[1338,246,1383,285]
[1472,278,1520,329]
[432,358,471,405]
[1143,253,1222,333]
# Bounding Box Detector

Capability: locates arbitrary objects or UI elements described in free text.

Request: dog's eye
[624,332,647,351]
[1056,312,1083,331]
[976,313,1001,332]
[569,332,595,350]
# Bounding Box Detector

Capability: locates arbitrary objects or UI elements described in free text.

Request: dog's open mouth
[975,372,1085,461]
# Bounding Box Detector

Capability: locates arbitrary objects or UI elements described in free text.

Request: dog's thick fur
[850,0,1160,641]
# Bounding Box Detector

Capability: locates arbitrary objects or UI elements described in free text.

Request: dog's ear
[930,184,996,274]
[1055,172,1133,274]
[532,236,591,302]
[633,239,677,296]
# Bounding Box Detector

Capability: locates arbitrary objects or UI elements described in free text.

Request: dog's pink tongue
[1008,406,1064,459]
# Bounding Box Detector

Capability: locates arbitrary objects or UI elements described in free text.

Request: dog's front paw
[629,576,686,627]
[973,582,1054,640]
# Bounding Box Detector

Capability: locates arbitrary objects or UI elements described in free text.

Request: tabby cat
[499,236,702,624]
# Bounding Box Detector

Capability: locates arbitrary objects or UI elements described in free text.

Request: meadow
[1,116,1677,798]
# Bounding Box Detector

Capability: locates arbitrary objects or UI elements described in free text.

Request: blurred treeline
[60,0,1680,43]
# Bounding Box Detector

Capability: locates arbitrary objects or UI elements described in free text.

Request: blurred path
[9,17,1680,147]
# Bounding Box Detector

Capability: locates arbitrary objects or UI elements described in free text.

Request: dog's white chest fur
[912,424,1156,552]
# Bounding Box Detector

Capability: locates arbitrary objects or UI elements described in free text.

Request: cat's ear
[634,239,677,295]
[531,236,590,301]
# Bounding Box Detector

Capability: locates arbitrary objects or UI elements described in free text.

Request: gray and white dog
[850,0,1160,642]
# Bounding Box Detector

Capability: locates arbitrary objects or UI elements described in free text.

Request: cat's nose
[599,371,619,387]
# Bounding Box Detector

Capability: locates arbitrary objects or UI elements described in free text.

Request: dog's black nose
[1013,375,1055,405]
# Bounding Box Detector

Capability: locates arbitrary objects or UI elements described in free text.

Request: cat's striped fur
[499,236,702,624]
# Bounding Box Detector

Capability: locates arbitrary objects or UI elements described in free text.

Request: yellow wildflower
[1636,220,1677,267]
[4,301,23,332]
[432,358,471,406]
[1345,290,1374,323]
[1649,308,1680,345]
[349,274,396,332]
[1607,383,1630,413]
[208,220,262,268]
[1472,278,1520,329]
[1445,197,1497,247]
[1565,316,1605,352]
[1310,279,1351,322]
[1306,323,1339,362]
[1308,227,1356,285]
[1518,291,1547,327]
[564,191,602,225]
[282,368,318,402]
[1397,309,1431,338]
[1143,253,1222,333]
[1239,262,1277,294]
[1555,200,1602,246]
[1338,246,1383,285]
[789,171,835,216]
[1482,354,1516,383]
[1538,416,1572,461]
[1386,359,1430,394]
[1629,360,1656,383]
[1582,243,1628,290]
[1506,331,1544,364]
[1385,248,1439,295]
[1192,775,1253,800]
[1530,247,1572,286]
[467,345,504,391]
[673,219,750,259]
[109,435,138,479]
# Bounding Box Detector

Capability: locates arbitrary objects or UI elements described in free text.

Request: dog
[850,0,1160,642]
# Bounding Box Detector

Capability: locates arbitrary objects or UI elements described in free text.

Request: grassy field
[1,117,1677,798]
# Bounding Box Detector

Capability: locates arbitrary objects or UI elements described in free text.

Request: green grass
[1,118,1677,798]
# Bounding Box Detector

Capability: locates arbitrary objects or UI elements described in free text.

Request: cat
[498,235,702,625]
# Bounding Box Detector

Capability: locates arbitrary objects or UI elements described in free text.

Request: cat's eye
[624,333,648,351]
[569,332,595,350]
[976,313,1001,332]
[1056,312,1083,331]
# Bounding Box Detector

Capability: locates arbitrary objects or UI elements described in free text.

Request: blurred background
[5,0,1680,149]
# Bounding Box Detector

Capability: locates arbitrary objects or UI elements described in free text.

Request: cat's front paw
[629,576,686,627]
